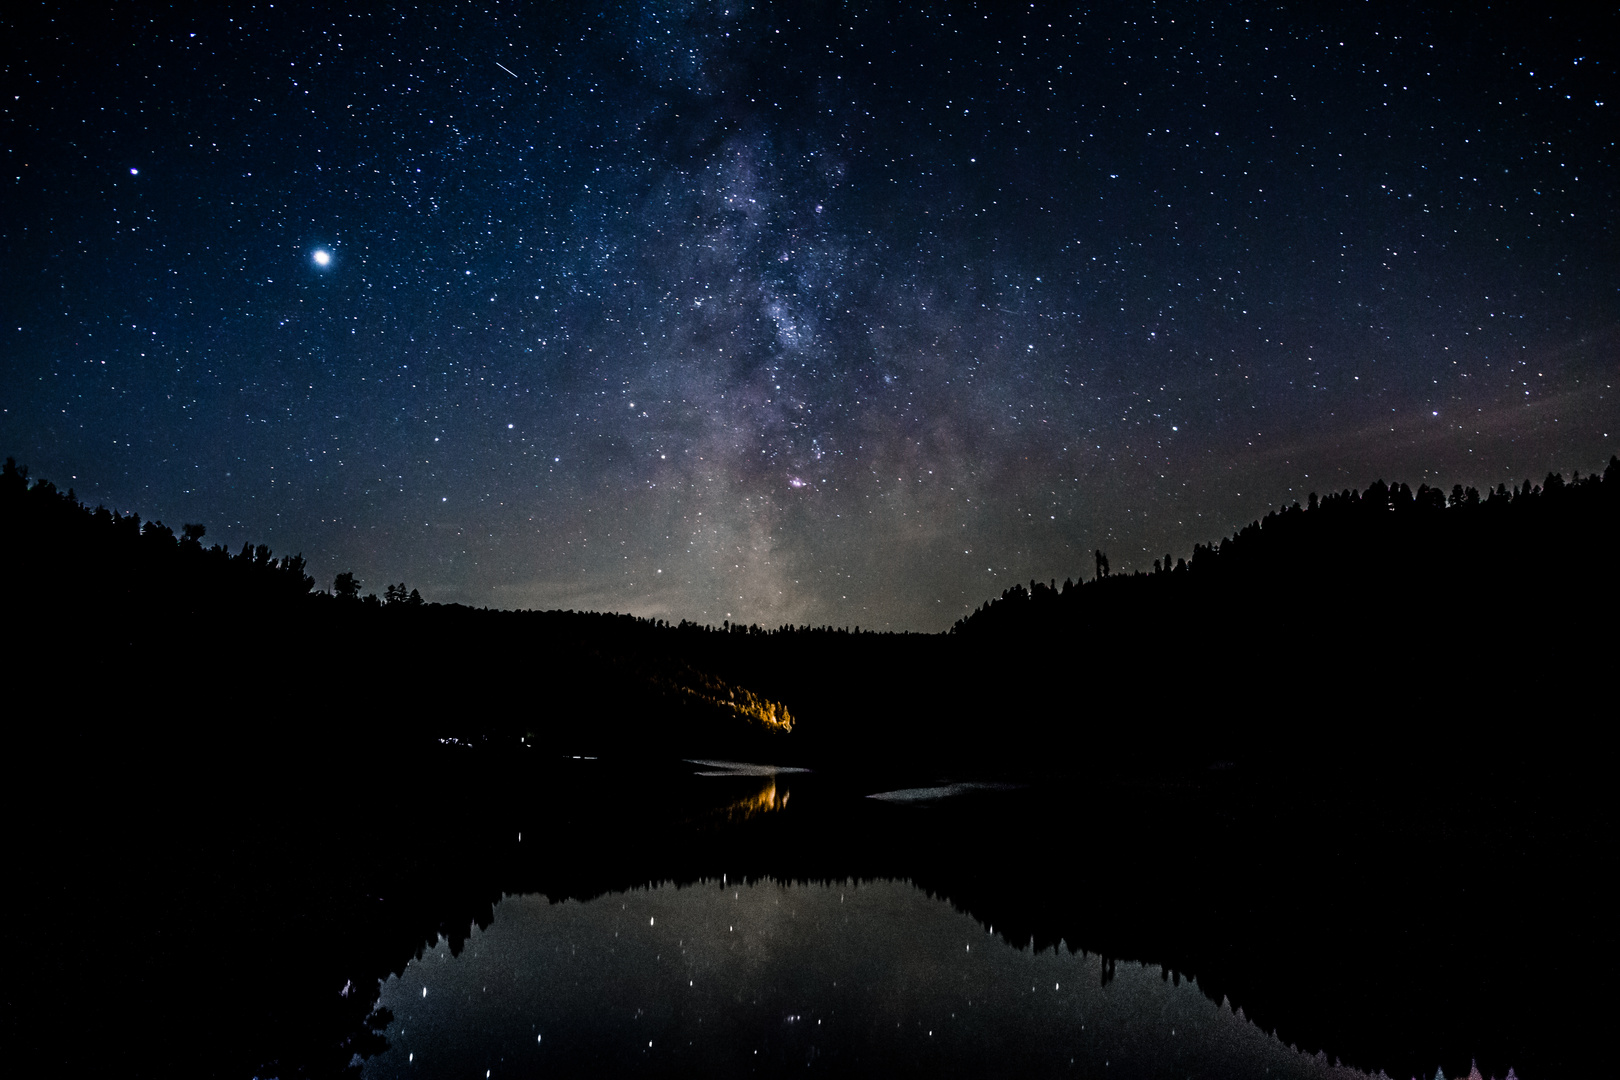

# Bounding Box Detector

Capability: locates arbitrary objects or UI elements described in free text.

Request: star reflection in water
[364,879,1375,1080]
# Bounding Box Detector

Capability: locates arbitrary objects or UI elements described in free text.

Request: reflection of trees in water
[19,736,1588,1080]
[369,880,1391,1080]
[685,775,794,825]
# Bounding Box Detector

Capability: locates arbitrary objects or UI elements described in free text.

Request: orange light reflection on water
[723,778,791,821]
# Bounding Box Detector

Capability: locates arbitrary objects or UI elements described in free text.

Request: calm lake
[13,746,1602,1078]
[365,879,1364,1080]
[344,756,1587,1080]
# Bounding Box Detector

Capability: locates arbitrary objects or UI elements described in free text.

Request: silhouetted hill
[1,457,792,762]
[954,466,1620,643]
[5,455,1615,769]
[923,461,1619,766]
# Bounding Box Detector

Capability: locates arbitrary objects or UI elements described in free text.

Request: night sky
[5,1,1614,629]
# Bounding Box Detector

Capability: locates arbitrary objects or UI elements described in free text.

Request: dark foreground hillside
[4,456,1615,1079]
[1,457,794,762]
[935,463,1620,767]
[7,455,1616,770]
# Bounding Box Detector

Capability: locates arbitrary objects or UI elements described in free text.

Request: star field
[4,1,1614,629]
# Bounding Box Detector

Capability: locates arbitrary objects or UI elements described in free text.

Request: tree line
[2,456,316,609]
[952,460,1619,639]
[6,452,1614,770]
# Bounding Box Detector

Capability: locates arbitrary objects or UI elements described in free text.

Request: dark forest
[5,454,1615,1080]
[7,454,1614,767]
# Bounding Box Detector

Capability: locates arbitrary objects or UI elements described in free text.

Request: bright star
[312,249,331,267]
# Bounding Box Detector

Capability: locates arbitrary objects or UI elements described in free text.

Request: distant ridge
[954,461,1619,640]
[6,454,1614,768]
[0,456,792,758]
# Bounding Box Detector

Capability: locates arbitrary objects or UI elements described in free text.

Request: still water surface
[365,878,1367,1079]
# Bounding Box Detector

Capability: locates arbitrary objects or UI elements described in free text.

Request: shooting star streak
[494,61,520,80]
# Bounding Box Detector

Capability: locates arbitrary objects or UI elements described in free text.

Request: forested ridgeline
[5,456,1616,769]
[890,460,1620,762]
[642,460,1620,767]
[955,462,1620,643]
[0,457,791,761]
